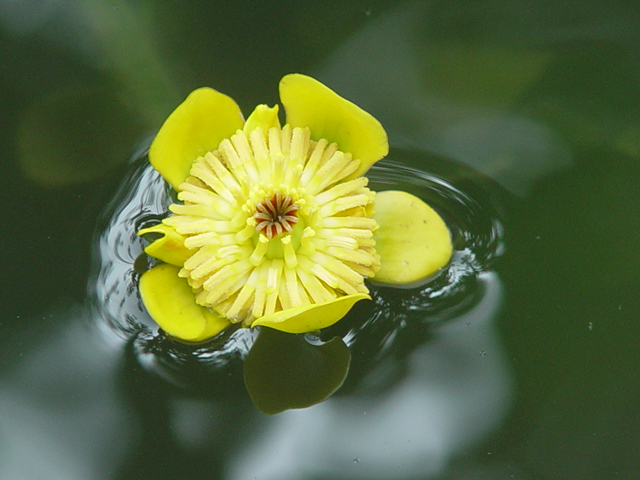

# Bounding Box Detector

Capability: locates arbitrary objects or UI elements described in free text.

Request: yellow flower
[137,74,452,342]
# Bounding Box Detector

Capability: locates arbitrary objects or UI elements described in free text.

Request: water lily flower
[138,74,452,342]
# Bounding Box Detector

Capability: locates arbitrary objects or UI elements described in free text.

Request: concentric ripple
[89,148,506,386]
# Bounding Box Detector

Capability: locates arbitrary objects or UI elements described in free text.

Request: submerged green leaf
[244,327,351,414]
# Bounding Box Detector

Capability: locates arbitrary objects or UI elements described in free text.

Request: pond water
[2,1,640,479]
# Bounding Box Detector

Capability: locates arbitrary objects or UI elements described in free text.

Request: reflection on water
[0,315,133,480]
[5,0,180,187]
[0,282,510,480]
[318,2,637,196]
[229,272,510,480]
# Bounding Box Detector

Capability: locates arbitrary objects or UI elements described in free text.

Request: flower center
[253,192,299,239]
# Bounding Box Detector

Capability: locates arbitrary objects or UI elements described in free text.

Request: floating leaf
[244,327,351,414]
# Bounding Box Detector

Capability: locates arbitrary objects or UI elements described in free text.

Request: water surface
[2,1,640,479]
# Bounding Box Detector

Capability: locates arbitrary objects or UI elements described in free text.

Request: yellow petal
[149,87,244,190]
[373,190,452,284]
[279,74,388,178]
[243,104,281,134]
[138,222,192,267]
[139,264,231,342]
[251,293,370,334]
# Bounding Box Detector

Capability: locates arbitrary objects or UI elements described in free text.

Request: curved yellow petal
[149,87,244,190]
[243,104,281,134]
[279,74,388,178]
[139,264,231,342]
[373,190,452,284]
[251,293,370,334]
[138,222,192,267]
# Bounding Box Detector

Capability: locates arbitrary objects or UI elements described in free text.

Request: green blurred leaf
[244,327,350,415]
[17,84,146,186]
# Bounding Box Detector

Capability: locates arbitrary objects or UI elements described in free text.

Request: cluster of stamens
[167,123,380,325]
[253,193,300,239]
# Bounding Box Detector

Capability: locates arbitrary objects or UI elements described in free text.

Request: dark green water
[2,1,640,479]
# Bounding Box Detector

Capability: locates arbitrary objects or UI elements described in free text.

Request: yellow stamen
[252,264,270,318]
[249,128,271,179]
[190,154,235,203]
[264,259,283,315]
[285,266,305,306]
[318,192,375,217]
[201,152,241,202]
[184,232,219,249]
[296,267,336,303]
[249,234,269,266]
[236,218,257,243]
[231,131,260,184]
[281,235,298,268]
[314,177,369,206]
